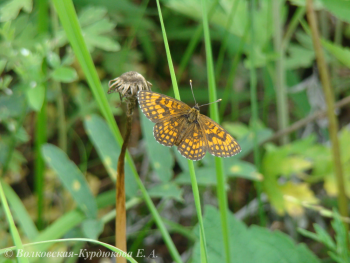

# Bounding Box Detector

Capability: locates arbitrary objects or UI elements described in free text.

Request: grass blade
[156,0,208,262]
[200,0,230,262]
[0,180,29,263]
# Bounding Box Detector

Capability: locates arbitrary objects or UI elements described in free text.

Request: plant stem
[35,0,49,230]
[156,0,207,261]
[201,0,230,261]
[306,0,348,227]
[249,0,265,226]
[262,95,350,144]
[115,100,134,263]
[273,0,289,144]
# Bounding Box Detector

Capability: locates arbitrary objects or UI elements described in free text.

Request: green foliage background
[1,0,350,262]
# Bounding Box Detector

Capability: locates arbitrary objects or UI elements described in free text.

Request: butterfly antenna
[189,79,197,105]
[198,99,222,107]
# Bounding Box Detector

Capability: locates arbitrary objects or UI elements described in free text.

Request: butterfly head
[193,103,200,111]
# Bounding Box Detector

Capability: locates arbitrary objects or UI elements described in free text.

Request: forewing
[177,123,207,161]
[153,116,186,147]
[138,91,190,123]
[199,115,241,158]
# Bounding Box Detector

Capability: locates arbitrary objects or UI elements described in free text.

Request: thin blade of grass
[156,0,207,262]
[0,180,29,263]
[51,1,182,261]
[35,0,49,230]
[1,180,38,240]
[200,0,231,262]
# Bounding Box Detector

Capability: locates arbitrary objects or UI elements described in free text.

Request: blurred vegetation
[1,0,350,262]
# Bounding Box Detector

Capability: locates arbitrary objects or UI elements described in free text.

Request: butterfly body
[138,90,241,161]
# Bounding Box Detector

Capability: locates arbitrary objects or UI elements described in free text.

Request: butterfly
[137,82,241,161]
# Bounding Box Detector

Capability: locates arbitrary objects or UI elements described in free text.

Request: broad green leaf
[140,111,174,182]
[320,0,350,23]
[148,183,183,202]
[0,0,32,22]
[42,144,97,218]
[26,84,45,111]
[51,66,78,83]
[84,115,138,198]
[192,206,320,263]
[81,219,104,239]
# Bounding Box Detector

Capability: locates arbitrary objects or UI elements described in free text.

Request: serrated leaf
[0,0,32,22]
[26,84,45,111]
[84,115,138,197]
[78,6,108,26]
[313,224,336,250]
[140,111,174,182]
[42,144,98,218]
[51,66,78,83]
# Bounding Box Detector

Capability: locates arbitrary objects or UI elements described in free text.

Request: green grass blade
[200,0,231,262]
[52,1,182,261]
[156,0,208,262]
[35,0,49,231]
[0,180,29,263]
[1,180,38,240]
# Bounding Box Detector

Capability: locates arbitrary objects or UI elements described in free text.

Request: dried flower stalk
[108,71,152,263]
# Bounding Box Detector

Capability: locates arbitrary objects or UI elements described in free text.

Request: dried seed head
[108,71,152,99]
